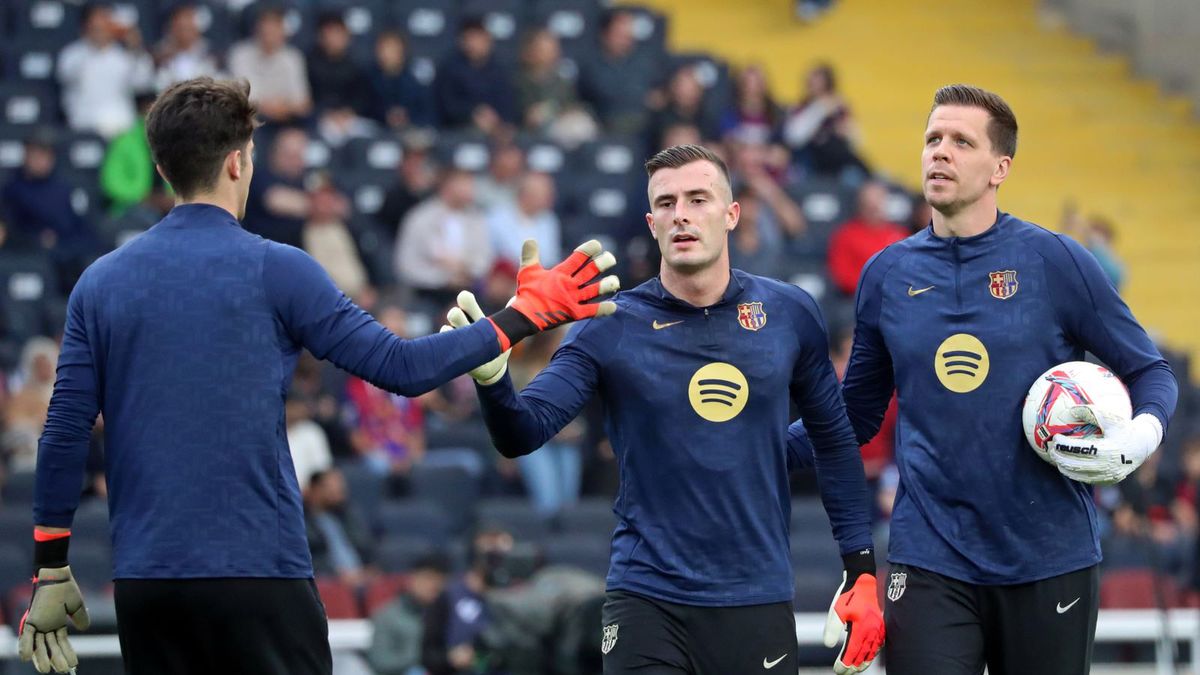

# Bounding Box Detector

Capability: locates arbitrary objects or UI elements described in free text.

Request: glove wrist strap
[33,530,70,573]
[488,308,538,351]
[842,549,876,584]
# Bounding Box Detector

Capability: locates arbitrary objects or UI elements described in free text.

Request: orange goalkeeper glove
[823,550,884,674]
[486,239,619,351]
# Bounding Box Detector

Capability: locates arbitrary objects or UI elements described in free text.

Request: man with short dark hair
[433,17,516,132]
[443,143,884,674]
[791,84,1178,674]
[19,76,618,675]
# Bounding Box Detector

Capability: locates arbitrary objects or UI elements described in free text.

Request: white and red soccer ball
[1022,361,1132,464]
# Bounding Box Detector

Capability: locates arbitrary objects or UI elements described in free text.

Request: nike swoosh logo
[652,320,683,330]
[1057,598,1080,614]
[907,285,935,297]
[763,654,787,669]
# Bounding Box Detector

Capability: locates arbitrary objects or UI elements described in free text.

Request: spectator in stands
[487,172,561,267]
[394,169,493,307]
[646,66,720,150]
[907,193,933,234]
[286,391,333,494]
[369,30,435,131]
[57,2,154,138]
[479,259,519,315]
[422,526,514,675]
[367,552,452,675]
[578,8,662,136]
[291,352,357,461]
[344,304,427,490]
[782,62,869,183]
[227,6,312,124]
[720,64,783,146]
[434,17,517,134]
[515,28,596,146]
[305,467,378,591]
[153,3,219,91]
[1061,203,1127,291]
[376,131,440,235]
[659,122,703,151]
[308,12,377,148]
[301,173,367,298]
[0,127,96,284]
[3,337,59,473]
[827,180,907,296]
[508,329,583,517]
[728,185,785,279]
[475,143,526,213]
[100,93,164,216]
[243,127,311,248]
[1108,449,1195,580]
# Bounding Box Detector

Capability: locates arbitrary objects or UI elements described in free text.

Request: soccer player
[442,144,884,674]
[791,84,1178,674]
[19,77,617,675]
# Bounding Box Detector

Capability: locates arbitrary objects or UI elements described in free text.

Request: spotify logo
[934,334,990,393]
[688,363,749,422]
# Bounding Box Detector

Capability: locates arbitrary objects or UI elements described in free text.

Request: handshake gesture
[448,239,620,382]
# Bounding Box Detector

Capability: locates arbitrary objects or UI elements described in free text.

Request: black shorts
[600,590,797,675]
[884,563,1099,675]
[114,578,332,675]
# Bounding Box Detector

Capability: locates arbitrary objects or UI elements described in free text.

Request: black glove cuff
[842,548,876,584]
[34,534,70,573]
[490,307,538,346]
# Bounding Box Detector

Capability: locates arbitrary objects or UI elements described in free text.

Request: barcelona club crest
[601,624,619,654]
[736,302,767,331]
[887,571,907,602]
[988,270,1019,300]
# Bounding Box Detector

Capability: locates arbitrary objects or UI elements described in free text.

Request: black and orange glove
[19,529,90,674]
[822,549,884,674]
[486,239,619,351]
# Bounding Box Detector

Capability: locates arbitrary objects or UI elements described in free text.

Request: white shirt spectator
[57,40,153,137]
[487,204,561,266]
[288,419,332,492]
[227,40,311,109]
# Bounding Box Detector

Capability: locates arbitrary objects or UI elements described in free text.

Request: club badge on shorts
[736,302,766,331]
[601,623,619,654]
[887,571,907,602]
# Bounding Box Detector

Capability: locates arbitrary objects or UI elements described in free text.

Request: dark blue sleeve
[789,291,873,554]
[1046,235,1177,431]
[34,277,101,527]
[786,419,815,472]
[264,243,502,398]
[475,322,601,458]
[840,252,897,446]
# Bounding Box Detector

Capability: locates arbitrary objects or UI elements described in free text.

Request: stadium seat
[392,0,458,61]
[460,0,527,63]
[0,251,63,340]
[339,461,386,533]
[2,37,58,84]
[433,130,491,173]
[68,541,112,590]
[540,533,611,578]
[10,0,82,45]
[789,534,842,575]
[338,135,402,172]
[0,125,28,172]
[558,498,616,536]
[376,535,437,573]
[109,0,159,46]
[1099,568,1186,609]
[515,134,568,175]
[790,497,832,535]
[572,135,645,177]
[364,573,409,616]
[1,471,36,506]
[0,546,30,615]
[377,499,451,540]
[786,178,858,260]
[621,5,668,58]
[0,511,32,557]
[0,82,58,127]
[57,131,107,174]
[531,0,601,61]
[315,576,362,618]
[409,463,479,534]
[334,169,393,219]
[476,497,551,542]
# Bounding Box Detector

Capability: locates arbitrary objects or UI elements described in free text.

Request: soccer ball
[1022,361,1132,464]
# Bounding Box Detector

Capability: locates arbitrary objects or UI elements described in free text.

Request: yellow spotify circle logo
[688,363,749,422]
[934,334,990,393]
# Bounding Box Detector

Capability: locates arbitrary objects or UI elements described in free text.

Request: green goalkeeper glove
[441,290,511,385]
[19,530,90,674]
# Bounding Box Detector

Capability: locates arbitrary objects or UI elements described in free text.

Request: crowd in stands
[0,0,1197,671]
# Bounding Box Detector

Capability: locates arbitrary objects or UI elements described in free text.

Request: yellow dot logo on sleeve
[934,333,990,393]
[688,363,750,422]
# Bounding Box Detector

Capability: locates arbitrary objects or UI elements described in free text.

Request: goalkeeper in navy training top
[790,85,1178,675]
[20,77,619,675]
[440,144,885,675]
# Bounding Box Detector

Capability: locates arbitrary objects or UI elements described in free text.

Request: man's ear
[646,212,656,239]
[990,155,1011,188]
[726,201,741,232]
[228,149,243,181]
